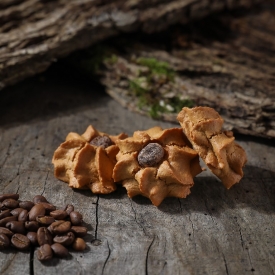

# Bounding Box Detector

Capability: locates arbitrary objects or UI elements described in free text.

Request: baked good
[177,106,247,188]
[52,125,127,194]
[112,126,202,206]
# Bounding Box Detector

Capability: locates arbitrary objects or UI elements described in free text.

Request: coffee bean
[70,211,83,225]
[18,209,28,222]
[50,209,67,220]
[72,237,86,251]
[90,135,113,148]
[0,215,17,227]
[0,233,10,249]
[19,201,34,211]
[48,220,71,235]
[63,204,74,215]
[138,142,164,167]
[6,221,26,234]
[33,195,48,204]
[71,226,88,237]
[2,198,19,209]
[28,204,45,221]
[36,216,55,225]
[0,227,14,237]
[37,202,56,212]
[0,194,19,202]
[11,233,30,250]
[25,221,39,232]
[53,232,75,246]
[51,243,69,258]
[37,244,53,261]
[37,227,53,246]
[26,232,38,246]
[10,208,24,217]
[0,209,11,219]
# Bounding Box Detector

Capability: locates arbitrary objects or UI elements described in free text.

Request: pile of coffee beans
[0,193,88,261]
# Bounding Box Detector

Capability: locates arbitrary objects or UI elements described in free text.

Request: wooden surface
[0,66,275,275]
[0,0,263,91]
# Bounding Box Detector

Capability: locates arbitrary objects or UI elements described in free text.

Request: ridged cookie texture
[112,126,202,206]
[52,125,127,194]
[177,107,247,189]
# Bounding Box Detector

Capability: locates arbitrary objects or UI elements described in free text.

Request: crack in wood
[29,246,34,275]
[129,198,148,237]
[94,195,99,239]
[145,235,155,275]
[101,239,111,275]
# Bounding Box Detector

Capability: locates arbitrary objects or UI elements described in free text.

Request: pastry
[177,106,247,189]
[52,125,127,194]
[112,126,202,206]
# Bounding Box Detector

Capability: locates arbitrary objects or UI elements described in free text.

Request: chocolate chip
[137,143,164,167]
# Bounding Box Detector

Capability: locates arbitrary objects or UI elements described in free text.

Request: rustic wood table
[0,67,274,275]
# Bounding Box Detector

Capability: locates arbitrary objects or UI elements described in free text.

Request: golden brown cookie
[52,125,127,194]
[177,106,247,189]
[112,126,202,206]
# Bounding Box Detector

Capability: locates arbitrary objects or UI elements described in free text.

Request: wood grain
[0,67,275,274]
[0,0,266,91]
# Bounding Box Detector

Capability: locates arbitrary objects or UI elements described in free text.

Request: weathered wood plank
[0,68,275,274]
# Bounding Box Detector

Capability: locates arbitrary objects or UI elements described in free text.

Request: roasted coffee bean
[37,227,53,246]
[37,202,56,212]
[25,221,39,232]
[0,233,10,249]
[26,232,38,246]
[36,216,55,225]
[51,243,69,258]
[6,221,26,234]
[48,220,71,235]
[37,244,53,261]
[33,195,48,204]
[90,135,113,148]
[53,232,75,246]
[71,226,88,237]
[50,209,67,220]
[70,211,83,225]
[10,208,24,217]
[19,201,34,211]
[2,198,19,209]
[0,209,11,219]
[0,227,14,237]
[0,215,17,226]
[0,194,19,202]
[11,233,30,250]
[28,204,45,221]
[63,204,74,215]
[137,142,164,167]
[18,209,28,222]
[72,237,86,251]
